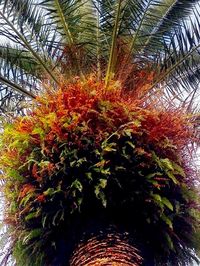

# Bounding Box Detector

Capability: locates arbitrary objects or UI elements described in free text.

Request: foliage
[0,1,200,111]
[0,0,200,265]
[0,77,199,265]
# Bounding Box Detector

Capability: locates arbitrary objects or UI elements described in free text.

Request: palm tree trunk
[70,232,143,266]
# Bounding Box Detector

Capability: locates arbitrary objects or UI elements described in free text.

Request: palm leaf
[0,0,59,83]
[0,45,41,76]
[40,0,97,76]
[0,75,35,98]
[0,0,199,111]
[150,10,200,95]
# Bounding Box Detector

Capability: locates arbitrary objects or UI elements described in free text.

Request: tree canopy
[0,0,199,112]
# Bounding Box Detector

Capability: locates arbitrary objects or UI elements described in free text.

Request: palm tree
[0,1,200,265]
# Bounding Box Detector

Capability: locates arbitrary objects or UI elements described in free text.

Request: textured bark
[70,232,142,266]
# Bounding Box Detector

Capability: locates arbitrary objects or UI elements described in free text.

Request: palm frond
[105,0,123,85]
[149,8,200,95]
[136,0,200,53]
[0,74,35,98]
[40,0,97,76]
[0,44,40,109]
[0,0,199,110]
[0,45,41,76]
[0,0,59,83]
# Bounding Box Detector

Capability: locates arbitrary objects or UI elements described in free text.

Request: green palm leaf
[0,0,59,83]
[0,0,199,111]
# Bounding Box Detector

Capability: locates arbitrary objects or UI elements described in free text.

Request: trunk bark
[70,232,142,266]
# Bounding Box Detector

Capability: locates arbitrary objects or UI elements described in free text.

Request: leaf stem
[54,0,84,79]
[105,0,122,87]
[0,75,36,99]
